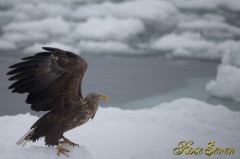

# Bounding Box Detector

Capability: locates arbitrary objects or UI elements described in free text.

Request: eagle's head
[84,92,109,104]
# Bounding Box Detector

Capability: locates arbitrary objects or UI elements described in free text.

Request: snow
[0,145,94,159]
[173,0,240,11]
[73,16,145,41]
[206,42,240,101]
[2,32,48,44]
[179,19,240,33]
[3,17,70,35]
[0,39,17,50]
[0,0,239,58]
[151,32,214,51]
[23,42,80,55]
[12,3,71,19]
[78,41,137,54]
[207,65,240,101]
[71,0,177,21]
[150,32,222,59]
[0,98,239,159]
[178,18,240,39]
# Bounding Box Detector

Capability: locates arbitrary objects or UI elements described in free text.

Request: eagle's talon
[60,136,79,147]
[57,145,69,157]
[70,142,79,147]
[71,143,79,147]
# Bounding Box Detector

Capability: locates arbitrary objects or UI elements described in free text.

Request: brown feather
[7,47,87,111]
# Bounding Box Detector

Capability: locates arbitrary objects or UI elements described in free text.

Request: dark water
[0,54,239,116]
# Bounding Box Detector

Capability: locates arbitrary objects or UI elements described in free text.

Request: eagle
[7,47,109,156]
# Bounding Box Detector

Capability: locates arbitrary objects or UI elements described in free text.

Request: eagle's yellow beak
[100,95,109,102]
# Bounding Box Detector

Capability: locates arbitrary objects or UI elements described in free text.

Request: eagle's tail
[16,128,35,147]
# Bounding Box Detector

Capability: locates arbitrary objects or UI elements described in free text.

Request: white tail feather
[16,128,35,146]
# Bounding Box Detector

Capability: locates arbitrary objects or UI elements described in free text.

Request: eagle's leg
[56,144,69,157]
[60,136,79,147]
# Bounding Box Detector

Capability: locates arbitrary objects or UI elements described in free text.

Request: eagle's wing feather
[7,47,87,111]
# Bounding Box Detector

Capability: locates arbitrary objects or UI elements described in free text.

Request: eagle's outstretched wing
[7,47,87,111]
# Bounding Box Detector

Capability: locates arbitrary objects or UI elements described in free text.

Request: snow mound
[0,98,240,159]
[206,42,240,101]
